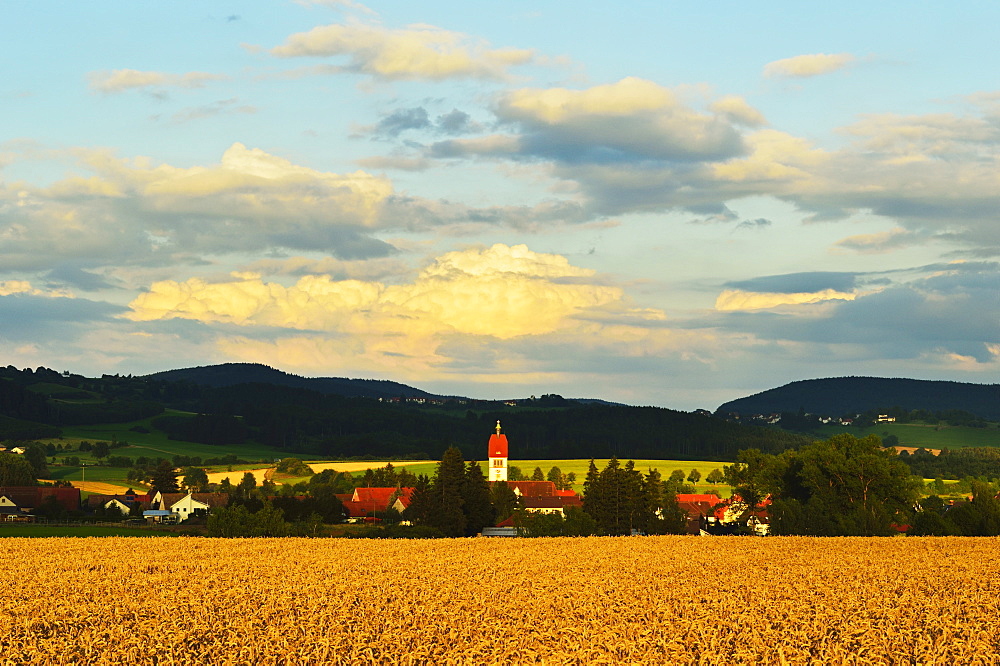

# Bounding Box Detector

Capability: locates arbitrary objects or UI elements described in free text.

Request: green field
[0,524,180,537]
[57,412,315,461]
[504,458,732,496]
[814,422,1000,449]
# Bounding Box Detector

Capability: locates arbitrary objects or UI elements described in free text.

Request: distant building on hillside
[488,420,509,482]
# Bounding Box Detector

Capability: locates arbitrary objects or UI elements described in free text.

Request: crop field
[815,422,1000,449]
[4,536,999,664]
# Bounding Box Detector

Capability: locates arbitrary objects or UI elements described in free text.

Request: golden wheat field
[3,536,1000,665]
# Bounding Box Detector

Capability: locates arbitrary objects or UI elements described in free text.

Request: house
[0,486,81,516]
[675,493,724,533]
[507,480,557,498]
[85,495,133,516]
[339,487,415,522]
[85,488,151,516]
[154,492,229,522]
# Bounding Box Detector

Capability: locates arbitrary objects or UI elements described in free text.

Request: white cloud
[763,53,855,78]
[715,288,857,311]
[0,143,398,270]
[0,280,73,298]
[125,244,676,379]
[270,23,533,81]
[709,95,768,127]
[88,69,227,93]
[834,228,915,253]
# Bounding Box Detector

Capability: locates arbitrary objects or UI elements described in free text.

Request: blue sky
[1,1,997,410]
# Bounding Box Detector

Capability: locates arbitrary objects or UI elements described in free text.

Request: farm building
[0,486,81,518]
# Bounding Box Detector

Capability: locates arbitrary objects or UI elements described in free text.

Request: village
[0,421,766,536]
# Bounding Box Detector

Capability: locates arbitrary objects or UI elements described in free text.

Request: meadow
[3,536,998,663]
[815,421,1000,449]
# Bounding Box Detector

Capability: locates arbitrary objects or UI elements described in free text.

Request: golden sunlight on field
[3,536,999,664]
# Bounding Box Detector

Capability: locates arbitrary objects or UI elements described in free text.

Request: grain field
[3,536,998,664]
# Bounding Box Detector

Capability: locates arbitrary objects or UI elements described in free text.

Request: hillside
[144,363,439,400]
[0,364,809,462]
[717,377,1000,421]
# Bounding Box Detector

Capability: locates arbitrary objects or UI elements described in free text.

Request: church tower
[488,420,508,482]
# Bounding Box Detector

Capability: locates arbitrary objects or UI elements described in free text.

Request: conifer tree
[461,461,495,536]
[150,459,179,494]
[430,446,466,537]
[489,480,519,523]
[402,474,435,526]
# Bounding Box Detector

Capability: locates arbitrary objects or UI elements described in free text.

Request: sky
[1,1,998,411]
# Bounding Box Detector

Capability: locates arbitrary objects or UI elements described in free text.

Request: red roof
[488,433,508,458]
[351,487,414,513]
[507,481,556,498]
[675,494,722,519]
[0,486,81,513]
[554,489,577,497]
[341,500,370,518]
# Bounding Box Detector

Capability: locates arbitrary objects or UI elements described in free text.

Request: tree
[669,470,686,485]
[0,452,37,486]
[461,461,495,536]
[276,458,313,477]
[687,469,702,486]
[946,481,1000,536]
[706,469,724,485]
[507,465,526,481]
[402,474,435,526]
[91,440,110,461]
[429,447,466,537]
[729,434,921,536]
[489,480,519,523]
[149,460,179,494]
[547,466,567,490]
[236,471,257,500]
[531,466,545,481]
[23,443,49,477]
[183,467,210,492]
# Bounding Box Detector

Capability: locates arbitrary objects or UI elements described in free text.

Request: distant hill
[143,363,440,400]
[717,377,1000,421]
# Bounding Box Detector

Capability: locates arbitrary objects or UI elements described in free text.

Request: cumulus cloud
[763,53,855,78]
[88,69,227,93]
[709,95,768,127]
[125,244,672,378]
[270,23,534,81]
[494,77,745,163]
[0,143,398,271]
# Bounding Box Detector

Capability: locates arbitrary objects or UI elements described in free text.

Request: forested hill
[144,363,439,400]
[1,364,810,461]
[717,377,1000,420]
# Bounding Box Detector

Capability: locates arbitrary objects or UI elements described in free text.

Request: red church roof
[488,434,508,458]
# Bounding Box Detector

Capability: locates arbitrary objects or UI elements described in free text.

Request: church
[487,420,508,482]
[486,421,582,513]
